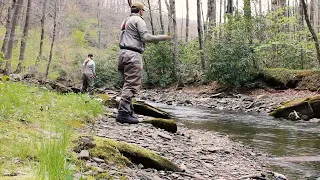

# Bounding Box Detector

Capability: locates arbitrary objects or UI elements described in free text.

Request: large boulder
[270,96,320,120]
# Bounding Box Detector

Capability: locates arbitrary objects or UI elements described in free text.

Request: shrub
[205,16,258,87]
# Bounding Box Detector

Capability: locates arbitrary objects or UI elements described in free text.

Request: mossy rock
[261,68,320,91]
[95,94,118,108]
[270,96,320,120]
[83,136,181,172]
[142,118,177,133]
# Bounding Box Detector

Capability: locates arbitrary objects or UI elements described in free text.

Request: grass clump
[0,81,104,179]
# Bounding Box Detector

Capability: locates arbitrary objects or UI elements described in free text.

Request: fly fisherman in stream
[116,1,170,124]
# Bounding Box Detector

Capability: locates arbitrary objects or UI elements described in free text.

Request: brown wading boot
[116,112,139,124]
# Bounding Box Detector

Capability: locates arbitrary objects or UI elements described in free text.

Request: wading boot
[116,112,139,124]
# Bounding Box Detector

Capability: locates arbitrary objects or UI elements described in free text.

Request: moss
[95,94,118,108]
[142,118,178,133]
[270,96,320,119]
[262,68,313,84]
[133,101,172,119]
[90,137,181,172]
[262,68,320,90]
[90,138,130,167]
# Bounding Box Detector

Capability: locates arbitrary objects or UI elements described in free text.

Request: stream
[150,102,320,180]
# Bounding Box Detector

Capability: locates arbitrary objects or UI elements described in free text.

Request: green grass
[0,81,104,179]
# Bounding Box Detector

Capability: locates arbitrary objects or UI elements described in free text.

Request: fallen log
[142,118,177,133]
[76,136,182,172]
[96,94,172,119]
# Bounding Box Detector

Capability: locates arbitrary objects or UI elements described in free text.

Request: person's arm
[136,19,169,43]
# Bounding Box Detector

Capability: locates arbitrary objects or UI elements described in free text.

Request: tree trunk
[147,0,155,35]
[4,0,23,75]
[45,0,58,79]
[259,0,262,15]
[310,0,315,25]
[227,0,233,14]
[169,0,179,82]
[35,0,48,65]
[158,0,164,34]
[186,0,189,42]
[197,0,205,70]
[207,0,216,30]
[301,0,320,67]
[244,0,251,18]
[1,0,15,54]
[0,0,8,25]
[164,0,171,34]
[97,0,101,49]
[15,0,31,73]
[219,0,223,23]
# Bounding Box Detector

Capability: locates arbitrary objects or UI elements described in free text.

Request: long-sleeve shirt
[119,13,168,53]
[82,59,96,76]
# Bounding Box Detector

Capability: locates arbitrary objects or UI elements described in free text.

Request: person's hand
[163,35,170,40]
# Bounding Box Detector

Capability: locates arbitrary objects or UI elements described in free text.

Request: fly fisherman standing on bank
[116,1,170,124]
[81,54,96,95]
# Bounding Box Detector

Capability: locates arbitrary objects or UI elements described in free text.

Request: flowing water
[150,102,320,180]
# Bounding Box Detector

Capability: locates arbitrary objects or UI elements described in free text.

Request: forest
[0,0,320,179]
[0,0,319,88]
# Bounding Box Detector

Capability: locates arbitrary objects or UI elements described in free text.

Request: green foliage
[37,131,74,180]
[72,30,88,47]
[205,16,258,87]
[0,82,104,179]
[254,8,316,69]
[143,41,175,87]
[143,40,201,87]
[94,45,122,88]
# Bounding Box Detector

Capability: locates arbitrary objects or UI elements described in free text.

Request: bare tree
[301,0,320,66]
[4,0,23,75]
[158,0,164,34]
[207,0,216,28]
[219,0,223,23]
[97,0,101,49]
[164,0,171,34]
[15,0,32,73]
[227,0,233,14]
[197,0,205,70]
[45,0,58,79]
[36,0,48,65]
[1,0,15,54]
[147,0,154,35]
[169,0,179,81]
[186,0,189,42]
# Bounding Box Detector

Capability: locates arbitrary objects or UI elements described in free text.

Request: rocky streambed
[76,114,268,180]
[139,88,320,122]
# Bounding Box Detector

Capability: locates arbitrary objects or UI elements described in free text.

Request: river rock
[270,96,320,120]
[78,150,90,160]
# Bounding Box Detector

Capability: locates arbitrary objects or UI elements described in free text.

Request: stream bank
[78,114,266,180]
